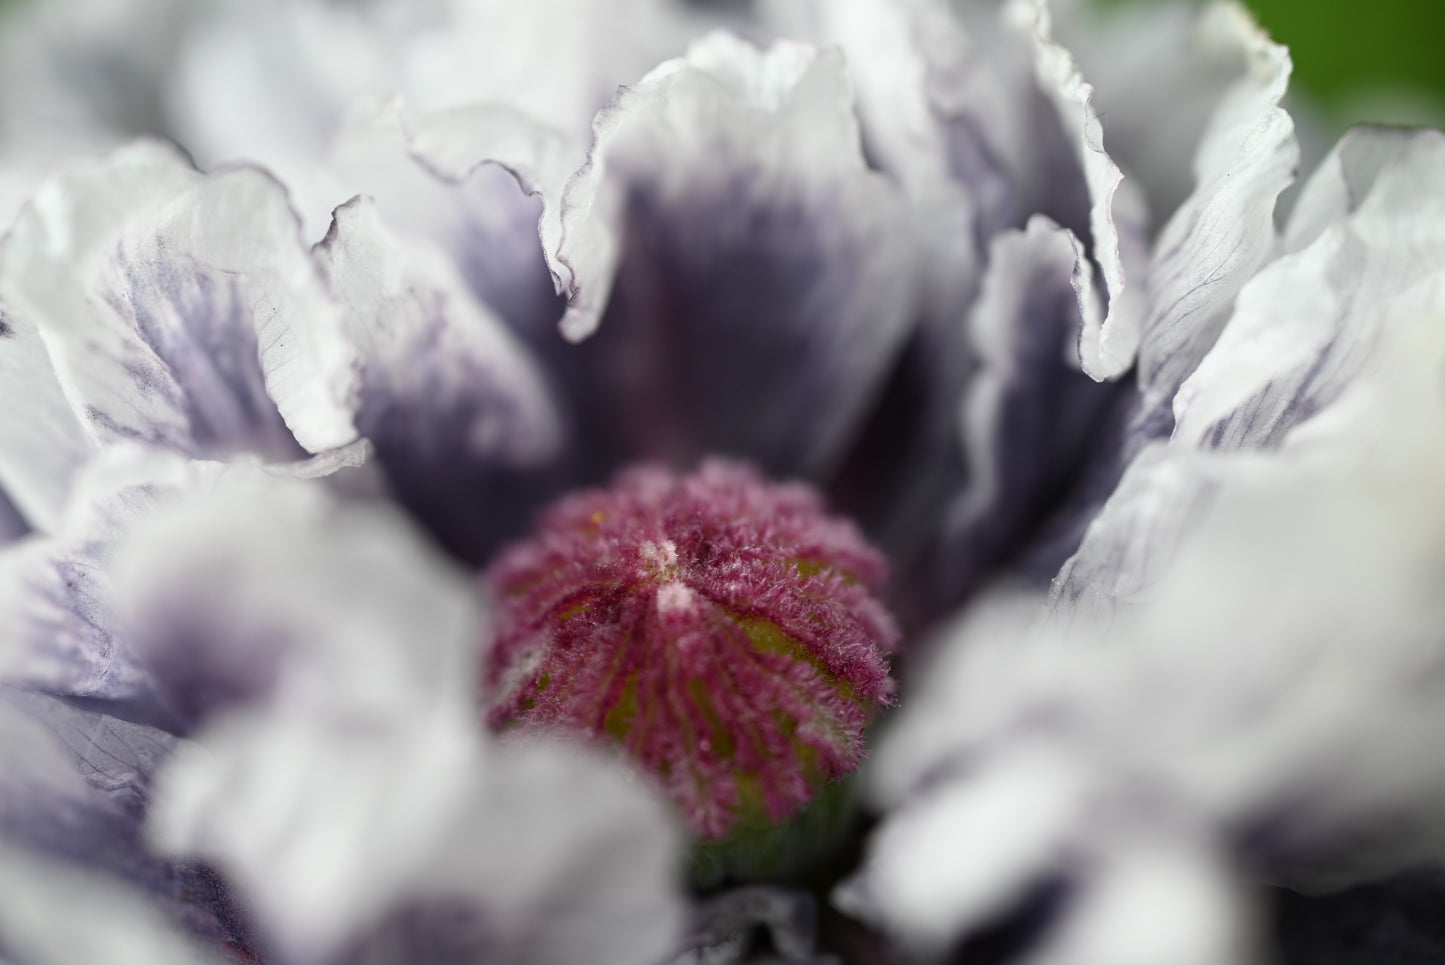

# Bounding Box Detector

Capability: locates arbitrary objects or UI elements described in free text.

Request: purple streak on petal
[109,245,304,462]
[578,176,910,482]
[0,485,27,545]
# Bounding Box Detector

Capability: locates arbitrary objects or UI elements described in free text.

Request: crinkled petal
[554,33,916,478]
[1009,0,1149,380]
[329,96,566,347]
[314,196,566,564]
[1136,3,1298,408]
[0,140,357,467]
[1052,128,1445,621]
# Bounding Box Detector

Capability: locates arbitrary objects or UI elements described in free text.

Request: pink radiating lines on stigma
[482,459,898,839]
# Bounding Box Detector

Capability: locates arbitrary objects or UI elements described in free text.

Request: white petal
[0,302,96,533]
[1053,128,1445,622]
[1009,0,1148,380]
[0,140,357,463]
[1025,838,1256,965]
[838,747,1092,954]
[1136,3,1298,404]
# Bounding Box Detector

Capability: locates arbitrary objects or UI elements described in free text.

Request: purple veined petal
[1056,0,1281,227]
[1173,128,1445,451]
[552,33,918,479]
[1009,0,1149,381]
[0,140,358,472]
[0,690,251,954]
[760,0,1026,238]
[1051,129,1445,624]
[313,195,568,564]
[1135,2,1298,412]
[0,445,220,704]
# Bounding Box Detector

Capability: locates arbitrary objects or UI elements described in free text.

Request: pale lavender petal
[0,140,357,465]
[1136,3,1298,409]
[855,315,1445,957]
[554,34,916,478]
[0,446,211,703]
[115,470,482,732]
[314,196,566,563]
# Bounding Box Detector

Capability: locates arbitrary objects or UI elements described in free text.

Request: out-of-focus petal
[117,474,684,964]
[314,195,566,564]
[0,838,224,965]
[670,886,824,964]
[554,33,916,478]
[0,141,357,473]
[850,297,1445,958]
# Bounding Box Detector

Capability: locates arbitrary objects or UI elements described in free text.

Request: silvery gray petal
[1136,2,1298,410]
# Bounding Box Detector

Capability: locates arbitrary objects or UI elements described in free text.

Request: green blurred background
[1108,0,1445,123]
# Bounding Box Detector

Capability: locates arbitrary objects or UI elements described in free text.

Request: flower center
[480,459,898,839]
